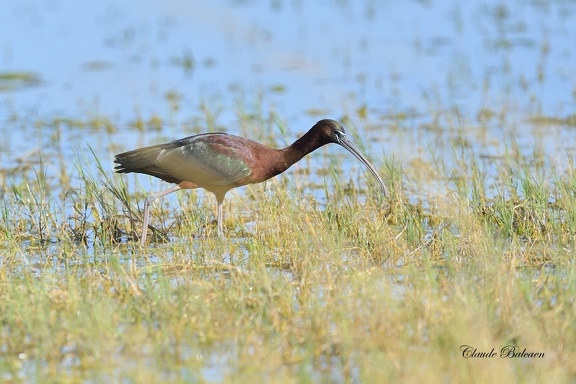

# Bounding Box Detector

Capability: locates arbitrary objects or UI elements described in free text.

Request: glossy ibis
[114,119,387,245]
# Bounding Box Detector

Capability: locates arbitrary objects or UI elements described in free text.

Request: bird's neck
[251,129,330,183]
[276,129,329,171]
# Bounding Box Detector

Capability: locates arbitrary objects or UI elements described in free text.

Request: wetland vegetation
[1,104,575,382]
[1,0,575,382]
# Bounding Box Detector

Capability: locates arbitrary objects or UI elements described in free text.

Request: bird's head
[313,119,388,196]
[312,119,347,145]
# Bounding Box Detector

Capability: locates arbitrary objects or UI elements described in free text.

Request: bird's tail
[114,145,179,184]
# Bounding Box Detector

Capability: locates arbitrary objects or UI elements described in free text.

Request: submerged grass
[1,110,575,383]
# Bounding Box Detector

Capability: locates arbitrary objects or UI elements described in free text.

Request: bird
[114,119,387,245]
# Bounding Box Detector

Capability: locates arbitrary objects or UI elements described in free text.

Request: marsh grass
[0,113,575,383]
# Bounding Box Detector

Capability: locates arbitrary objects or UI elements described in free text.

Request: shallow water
[1,0,575,178]
[1,1,574,263]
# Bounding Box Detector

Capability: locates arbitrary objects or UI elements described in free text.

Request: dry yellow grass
[0,112,575,383]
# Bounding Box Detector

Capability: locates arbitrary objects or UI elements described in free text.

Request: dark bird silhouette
[114,119,387,245]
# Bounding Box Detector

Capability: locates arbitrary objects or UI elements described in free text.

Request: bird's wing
[155,133,253,187]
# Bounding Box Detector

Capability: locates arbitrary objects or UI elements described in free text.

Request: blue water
[3,1,574,118]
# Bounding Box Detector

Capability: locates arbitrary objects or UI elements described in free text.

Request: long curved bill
[338,135,388,197]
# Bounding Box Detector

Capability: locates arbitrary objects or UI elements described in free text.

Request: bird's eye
[334,130,346,142]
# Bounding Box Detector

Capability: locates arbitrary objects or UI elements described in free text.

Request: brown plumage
[115,119,387,245]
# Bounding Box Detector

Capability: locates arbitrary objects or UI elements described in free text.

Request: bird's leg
[213,194,227,237]
[141,185,182,246]
[217,202,224,237]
